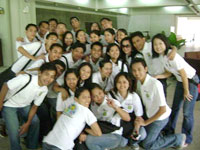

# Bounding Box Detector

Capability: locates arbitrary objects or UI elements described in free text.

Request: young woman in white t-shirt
[152,34,199,146]
[77,62,93,88]
[43,87,102,150]
[104,43,128,87]
[108,72,146,147]
[56,69,79,119]
[85,83,130,150]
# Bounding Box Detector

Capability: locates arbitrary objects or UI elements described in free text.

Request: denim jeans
[42,142,61,150]
[86,133,128,150]
[165,75,199,144]
[2,105,40,150]
[131,126,147,145]
[141,118,183,150]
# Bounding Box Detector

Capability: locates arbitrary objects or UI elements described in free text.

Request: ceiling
[36,0,200,15]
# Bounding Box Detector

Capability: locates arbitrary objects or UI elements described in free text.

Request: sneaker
[131,143,140,150]
[175,134,187,149]
[0,124,7,137]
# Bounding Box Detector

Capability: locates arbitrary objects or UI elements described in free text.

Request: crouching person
[0,62,57,150]
[85,83,131,150]
[42,87,102,150]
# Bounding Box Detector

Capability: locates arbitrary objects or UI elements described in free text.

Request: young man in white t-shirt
[42,87,102,150]
[16,23,39,58]
[36,21,49,43]
[92,59,113,92]
[0,32,58,90]
[131,58,186,150]
[60,42,86,69]
[130,31,176,96]
[0,62,57,150]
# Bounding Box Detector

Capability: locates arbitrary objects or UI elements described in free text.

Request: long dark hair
[113,72,134,94]
[64,68,79,97]
[62,31,74,52]
[152,33,171,58]
[77,62,93,88]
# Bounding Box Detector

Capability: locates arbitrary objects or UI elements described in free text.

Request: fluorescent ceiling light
[75,0,89,5]
[164,6,184,12]
[106,0,128,6]
[119,8,128,13]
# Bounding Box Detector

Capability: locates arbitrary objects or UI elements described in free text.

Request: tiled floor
[0,77,200,150]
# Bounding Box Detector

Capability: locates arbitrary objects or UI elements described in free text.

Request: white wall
[0,0,36,68]
[117,14,176,38]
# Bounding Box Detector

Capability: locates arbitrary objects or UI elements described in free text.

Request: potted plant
[161,31,186,49]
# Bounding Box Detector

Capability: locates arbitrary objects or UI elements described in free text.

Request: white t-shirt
[135,42,165,76]
[16,36,38,58]
[89,56,103,73]
[60,53,83,69]
[92,71,113,92]
[108,91,143,116]
[36,32,48,43]
[162,51,196,82]
[25,54,49,75]
[56,92,75,112]
[43,101,97,150]
[11,42,46,73]
[110,60,128,87]
[137,74,171,120]
[4,74,48,107]
[90,97,122,128]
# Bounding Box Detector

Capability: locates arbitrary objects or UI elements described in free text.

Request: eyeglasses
[122,44,131,48]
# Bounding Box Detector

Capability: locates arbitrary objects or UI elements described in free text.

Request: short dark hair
[39,62,57,75]
[89,83,103,91]
[70,16,80,25]
[152,33,171,58]
[57,22,67,28]
[48,18,58,24]
[91,41,103,50]
[46,32,58,39]
[25,23,38,31]
[49,43,63,52]
[117,28,128,36]
[90,30,101,37]
[75,87,89,98]
[52,59,66,71]
[120,36,131,46]
[38,21,49,27]
[104,28,115,36]
[130,31,144,39]
[71,42,86,52]
[130,58,147,69]
[100,17,111,23]
[75,29,85,38]
[113,72,134,93]
[99,59,112,68]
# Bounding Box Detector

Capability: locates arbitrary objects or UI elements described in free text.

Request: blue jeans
[86,133,128,150]
[42,142,61,150]
[131,126,147,144]
[141,118,183,150]
[166,75,199,144]
[2,105,40,150]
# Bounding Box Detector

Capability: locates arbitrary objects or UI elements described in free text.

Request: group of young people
[0,16,199,150]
